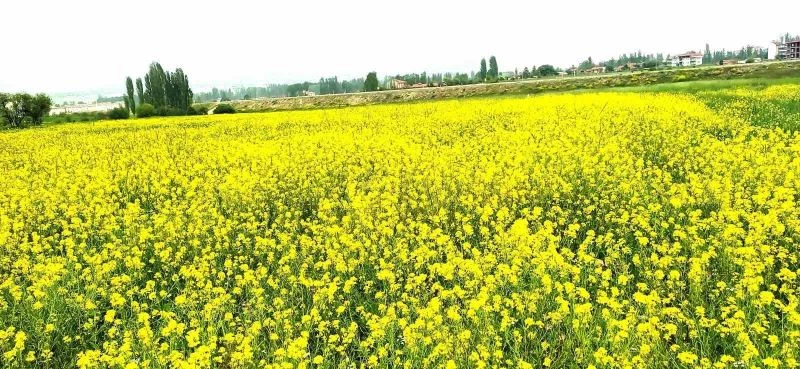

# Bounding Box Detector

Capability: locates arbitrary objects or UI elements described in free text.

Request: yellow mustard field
[1,91,799,369]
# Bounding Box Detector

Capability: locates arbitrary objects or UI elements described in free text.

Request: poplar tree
[126,77,136,114]
[132,62,194,115]
[135,78,144,106]
[488,56,498,80]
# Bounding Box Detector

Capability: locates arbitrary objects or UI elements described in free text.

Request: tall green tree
[134,62,193,115]
[578,57,594,70]
[143,74,153,105]
[364,72,379,92]
[125,77,136,114]
[0,93,52,127]
[144,62,167,108]
[479,58,487,81]
[135,78,144,105]
[537,65,557,77]
[167,68,193,111]
[488,56,498,80]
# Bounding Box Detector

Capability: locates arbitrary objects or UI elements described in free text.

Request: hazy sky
[1,0,798,94]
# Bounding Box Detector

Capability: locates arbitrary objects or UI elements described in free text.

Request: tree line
[702,44,768,65]
[575,39,786,74]
[194,76,372,103]
[189,33,800,104]
[123,62,195,118]
[192,55,564,101]
[0,93,52,128]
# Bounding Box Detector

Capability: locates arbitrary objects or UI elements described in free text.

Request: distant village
[383,38,800,90]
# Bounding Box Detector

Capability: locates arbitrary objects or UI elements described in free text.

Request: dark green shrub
[187,106,207,116]
[108,106,131,120]
[156,107,185,116]
[137,103,156,118]
[213,104,236,114]
[108,107,130,120]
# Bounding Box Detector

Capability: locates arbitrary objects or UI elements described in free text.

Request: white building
[768,42,780,60]
[770,39,800,60]
[668,51,704,67]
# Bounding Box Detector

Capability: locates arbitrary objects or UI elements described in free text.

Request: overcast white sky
[1,0,798,94]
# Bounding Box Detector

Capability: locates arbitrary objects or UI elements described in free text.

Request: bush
[137,103,156,118]
[108,107,130,120]
[187,105,208,116]
[156,106,186,117]
[44,111,108,124]
[0,92,52,128]
[642,61,659,70]
[213,104,236,114]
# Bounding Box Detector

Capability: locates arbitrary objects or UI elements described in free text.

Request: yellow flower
[759,291,774,305]
[763,357,781,368]
[186,329,200,348]
[104,310,116,323]
[1,87,800,368]
[677,352,698,365]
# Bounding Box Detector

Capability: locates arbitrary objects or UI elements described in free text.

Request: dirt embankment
[210,61,800,113]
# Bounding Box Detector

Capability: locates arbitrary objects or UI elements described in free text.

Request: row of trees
[580,41,779,74]
[124,62,194,116]
[522,65,559,78]
[191,35,791,102]
[702,44,768,65]
[478,56,499,81]
[595,52,664,70]
[194,55,562,100]
[0,93,53,128]
[317,76,369,95]
[194,76,370,102]
[286,82,312,97]
[195,87,272,102]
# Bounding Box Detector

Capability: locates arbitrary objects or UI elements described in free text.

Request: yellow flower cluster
[697,83,800,132]
[0,91,799,368]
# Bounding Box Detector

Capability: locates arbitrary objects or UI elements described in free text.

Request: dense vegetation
[135,103,156,118]
[193,77,369,103]
[107,107,130,120]
[212,103,235,114]
[364,72,379,92]
[96,96,125,103]
[124,62,194,117]
[44,111,118,125]
[1,84,800,368]
[0,92,52,128]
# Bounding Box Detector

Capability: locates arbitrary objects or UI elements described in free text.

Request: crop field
[1,85,800,368]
